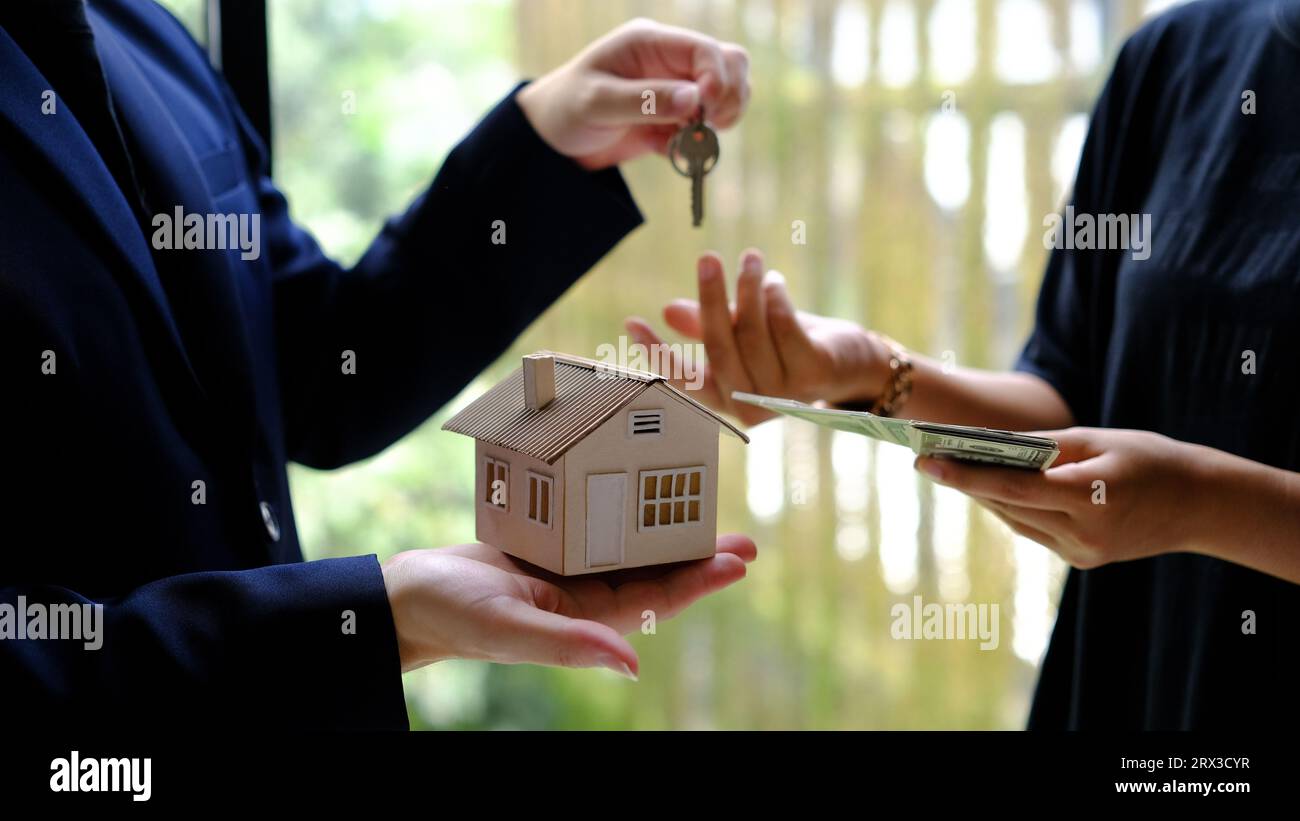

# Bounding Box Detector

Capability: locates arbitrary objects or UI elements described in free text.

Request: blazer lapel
[92,13,261,450]
[0,25,203,400]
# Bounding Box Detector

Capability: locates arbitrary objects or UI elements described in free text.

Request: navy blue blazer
[0,0,642,729]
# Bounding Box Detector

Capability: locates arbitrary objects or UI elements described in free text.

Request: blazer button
[259,501,281,542]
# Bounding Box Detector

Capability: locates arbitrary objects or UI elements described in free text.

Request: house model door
[585,473,626,568]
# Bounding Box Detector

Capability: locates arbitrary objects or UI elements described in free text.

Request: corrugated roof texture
[442,356,651,464]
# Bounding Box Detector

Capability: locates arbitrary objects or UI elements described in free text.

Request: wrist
[868,333,915,417]
[381,552,447,672]
[516,72,569,157]
[831,329,906,411]
[1182,443,1290,560]
[1178,441,1275,559]
[1172,443,1219,556]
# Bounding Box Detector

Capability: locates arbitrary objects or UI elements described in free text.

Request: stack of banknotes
[731,392,1059,470]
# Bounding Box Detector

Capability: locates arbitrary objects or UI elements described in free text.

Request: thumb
[625,316,719,404]
[625,315,665,346]
[663,299,704,339]
[1033,428,1100,465]
[588,77,700,125]
[491,595,640,679]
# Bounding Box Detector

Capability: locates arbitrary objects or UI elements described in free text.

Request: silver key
[669,117,719,227]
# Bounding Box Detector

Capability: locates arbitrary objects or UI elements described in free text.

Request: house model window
[639,466,704,530]
[484,456,509,510]
[628,410,664,438]
[527,471,553,528]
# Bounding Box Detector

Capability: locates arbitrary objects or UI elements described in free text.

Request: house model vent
[628,410,664,438]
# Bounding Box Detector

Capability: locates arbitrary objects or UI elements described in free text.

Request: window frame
[526,470,554,529]
[484,455,509,512]
[637,465,705,532]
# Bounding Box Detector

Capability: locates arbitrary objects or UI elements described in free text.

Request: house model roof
[442,352,749,464]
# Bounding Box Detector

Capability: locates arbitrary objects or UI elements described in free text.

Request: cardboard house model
[443,352,748,575]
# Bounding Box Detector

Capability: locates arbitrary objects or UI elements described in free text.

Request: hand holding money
[912,427,1225,570]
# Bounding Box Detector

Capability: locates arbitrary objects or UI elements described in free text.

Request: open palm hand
[383,535,757,677]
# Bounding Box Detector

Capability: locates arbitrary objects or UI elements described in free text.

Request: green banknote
[731,392,1059,471]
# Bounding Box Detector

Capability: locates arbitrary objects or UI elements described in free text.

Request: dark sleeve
[228,82,644,469]
[0,283,408,729]
[1014,25,1165,427]
[0,556,407,730]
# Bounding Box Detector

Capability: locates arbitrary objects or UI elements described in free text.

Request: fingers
[586,77,701,125]
[623,316,666,359]
[675,35,746,126]
[622,318,674,385]
[733,249,784,393]
[763,270,822,375]
[979,502,1063,553]
[606,20,747,128]
[490,591,640,679]
[663,299,705,339]
[915,456,1079,511]
[697,253,755,413]
[979,498,1073,542]
[598,533,760,588]
[608,550,748,629]
[558,535,754,633]
[577,123,682,169]
[975,497,1108,570]
[463,533,755,676]
[623,316,724,410]
[653,24,731,119]
[666,253,782,424]
[639,123,685,156]
[715,532,759,563]
[1031,427,1104,466]
[709,44,750,128]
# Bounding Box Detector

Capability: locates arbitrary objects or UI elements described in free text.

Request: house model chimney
[523,353,555,412]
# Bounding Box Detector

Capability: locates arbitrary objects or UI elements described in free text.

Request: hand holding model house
[381,354,754,679]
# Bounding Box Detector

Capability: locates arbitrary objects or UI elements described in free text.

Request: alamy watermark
[0,597,102,650]
[50,751,150,801]
[151,205,261,261]
[1043,206,1152,261]
[890,595,1000,651]
[595,337,705,391]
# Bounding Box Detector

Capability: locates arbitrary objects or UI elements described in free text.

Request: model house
[443,352,748,575]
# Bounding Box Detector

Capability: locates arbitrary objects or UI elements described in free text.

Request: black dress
[1016,0,1300,729]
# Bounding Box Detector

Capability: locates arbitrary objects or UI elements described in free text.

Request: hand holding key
[669,115,720,227]
[516,19,749,170]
